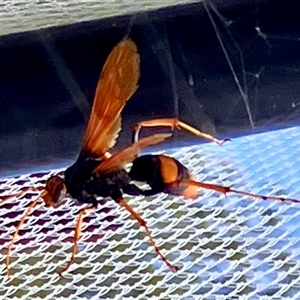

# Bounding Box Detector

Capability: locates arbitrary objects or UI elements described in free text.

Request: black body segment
[64,152,102,206]
[64,152,145,205]
[85,168,144,201]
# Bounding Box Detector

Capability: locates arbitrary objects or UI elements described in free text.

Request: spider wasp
[2,38,299,277]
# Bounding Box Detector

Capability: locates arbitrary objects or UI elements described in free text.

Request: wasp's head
[42,175,67,208]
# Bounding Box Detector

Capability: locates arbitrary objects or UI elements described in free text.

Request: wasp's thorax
[42,175,67,207]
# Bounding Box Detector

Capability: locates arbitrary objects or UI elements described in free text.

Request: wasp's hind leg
[177,179,300,205]
[132,118,229,146]
[132,118,180,143]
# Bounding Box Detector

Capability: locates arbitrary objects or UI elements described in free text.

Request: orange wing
[82,39,140,157]
[93,133,172,174]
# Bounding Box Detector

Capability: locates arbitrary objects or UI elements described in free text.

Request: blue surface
[2,125,300,298]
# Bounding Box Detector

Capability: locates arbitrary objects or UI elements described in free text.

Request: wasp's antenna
[1,187,41,207]
[6,190,45,277]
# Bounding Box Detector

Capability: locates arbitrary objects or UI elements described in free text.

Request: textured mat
[1,125,300,299]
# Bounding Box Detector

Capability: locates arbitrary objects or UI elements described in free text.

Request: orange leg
[58,206,96,276]
[132,118,230,146]
[118,198,179,271]
[1,187,39,207]
[6,195,41,277]
[1,194,21,207]
[177,179,300,204]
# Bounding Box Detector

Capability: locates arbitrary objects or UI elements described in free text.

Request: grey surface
[0,0,198,37]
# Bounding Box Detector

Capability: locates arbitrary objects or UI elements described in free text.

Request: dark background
[1,0,300,176]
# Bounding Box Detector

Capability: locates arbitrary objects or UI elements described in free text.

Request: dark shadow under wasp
[2,38,300,277]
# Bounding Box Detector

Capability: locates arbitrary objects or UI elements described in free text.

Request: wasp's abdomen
[158,156,198,199]
[166,162,197,199]
[130,154,198,199]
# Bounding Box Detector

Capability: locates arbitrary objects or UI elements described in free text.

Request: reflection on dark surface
[0,0,300,174]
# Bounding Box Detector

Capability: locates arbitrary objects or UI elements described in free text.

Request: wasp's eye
[43,175,67,207]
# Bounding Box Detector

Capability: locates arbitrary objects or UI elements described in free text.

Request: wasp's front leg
[58,191,97,276]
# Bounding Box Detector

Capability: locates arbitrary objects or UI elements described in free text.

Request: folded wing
[93,133,172,173]
[82,39,140,157]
